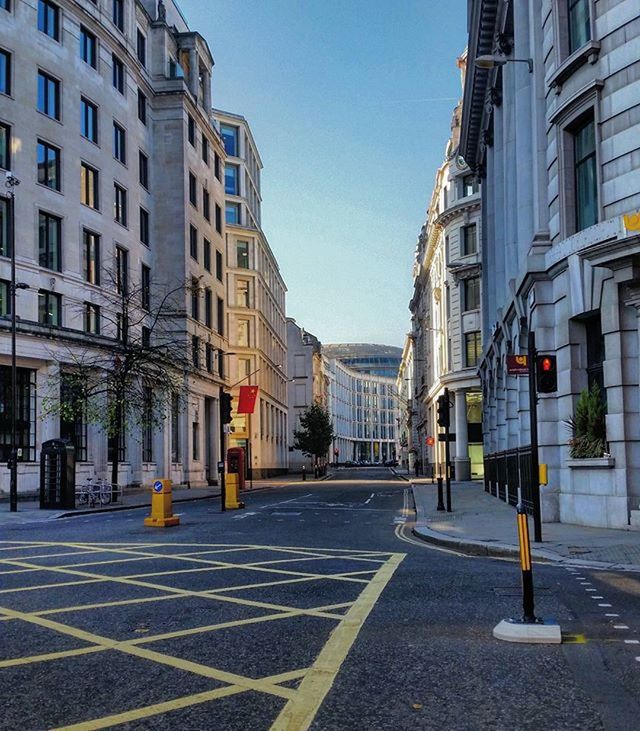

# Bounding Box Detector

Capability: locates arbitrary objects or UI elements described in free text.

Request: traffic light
[220,392,233,424]
[536,355,557,393]
[436,394,450,428]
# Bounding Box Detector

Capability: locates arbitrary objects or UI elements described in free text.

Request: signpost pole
[444,387,452,512]
[527,331,542,542]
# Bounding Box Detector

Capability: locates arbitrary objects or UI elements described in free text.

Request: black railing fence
[484,446,535,516]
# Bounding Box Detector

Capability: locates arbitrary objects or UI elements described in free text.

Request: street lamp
[475,54,533,73]
[5,173,21,513]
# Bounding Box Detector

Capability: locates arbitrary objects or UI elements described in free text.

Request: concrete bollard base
[493,618,562,644]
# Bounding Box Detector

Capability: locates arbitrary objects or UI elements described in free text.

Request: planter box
[566,457,615,469]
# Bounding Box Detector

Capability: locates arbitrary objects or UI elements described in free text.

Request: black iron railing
[484,446,534,515]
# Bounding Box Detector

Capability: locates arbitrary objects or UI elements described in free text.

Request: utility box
[226,447,246,509]
[40,439,76,510]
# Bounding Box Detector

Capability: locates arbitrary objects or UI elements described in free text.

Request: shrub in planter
[565,383,606,458]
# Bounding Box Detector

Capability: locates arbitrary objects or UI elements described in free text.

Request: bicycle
[76,477,112,507]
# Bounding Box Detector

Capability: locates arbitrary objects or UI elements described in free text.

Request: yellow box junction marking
[0,540,405,729]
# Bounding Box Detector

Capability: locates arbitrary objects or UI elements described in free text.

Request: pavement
[407,476,640,571]
[0,472,326,524]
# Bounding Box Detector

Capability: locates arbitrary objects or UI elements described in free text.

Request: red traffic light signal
[536,355,557,393]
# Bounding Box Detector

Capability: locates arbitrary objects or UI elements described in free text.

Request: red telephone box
[227,447,246,491]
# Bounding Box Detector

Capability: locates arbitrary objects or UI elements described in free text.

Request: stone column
[188,49,198,99]
[454,390,471,481]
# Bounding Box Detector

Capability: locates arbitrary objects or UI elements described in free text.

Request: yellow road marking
[271,552,405,730]
[0,645,109,668]
[0,577,107,594]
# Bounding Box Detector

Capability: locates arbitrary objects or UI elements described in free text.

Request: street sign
[438,433,456,442]
[506,355,528,375]
[153,480,163,493]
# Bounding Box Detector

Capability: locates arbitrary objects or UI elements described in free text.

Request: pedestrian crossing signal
[536,355,557,393]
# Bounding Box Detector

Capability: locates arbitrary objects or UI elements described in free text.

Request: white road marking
[598,603,612,607]
[605,613,620,617]
[363,493,375,505]
[614,625,629,629]
[232,512,257,520]
[586,588,596,591]
[271,512,302,517]
[258,494,313,510]
[624,639,640,644]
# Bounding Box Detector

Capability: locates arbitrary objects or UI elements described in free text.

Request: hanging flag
[237,385,259,414]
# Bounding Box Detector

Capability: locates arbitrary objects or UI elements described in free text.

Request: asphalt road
[1,468,639,730]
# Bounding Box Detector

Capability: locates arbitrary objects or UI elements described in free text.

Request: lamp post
[475,54,533,73]
[5,173,21,513]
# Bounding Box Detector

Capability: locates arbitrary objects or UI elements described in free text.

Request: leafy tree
[566,382,606,458]
[43,272,194,500]
[293,402,335,467]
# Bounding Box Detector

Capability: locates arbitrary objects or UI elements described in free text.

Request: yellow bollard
[225,471,245,510]
[144,479,180,527]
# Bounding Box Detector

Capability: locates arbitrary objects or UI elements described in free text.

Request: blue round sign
[153,480,163,493]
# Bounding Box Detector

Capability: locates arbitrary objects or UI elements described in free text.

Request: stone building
[0,0,230,493]
[460,0,640,527]
[213,109,288,478]
[410,55,484,481]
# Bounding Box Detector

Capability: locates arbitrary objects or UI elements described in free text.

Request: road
[1,468,639,730]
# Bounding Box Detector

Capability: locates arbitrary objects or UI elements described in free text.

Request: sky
[179,0,469,348]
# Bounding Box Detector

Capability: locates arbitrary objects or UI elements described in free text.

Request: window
[107,411,126,462]
[192,421,199,461]
[189,172,197,207]
[215,204,222,233]
[218,350,225,378]
[236,279,249,307]
[139,150,149,189]
[171,392,180,462]
[225,203,240,225]
[80,163,99,209]
[217,297,224,335]
[0,0,9,11]
[37,71,60,119]
[459,174,478,198]
[38,0,59,41]
[237,318,249,346]
[136,29,146,66]
[0,197,9,256]
[0,279,9,316]
[139,207,149,246]
[220,124,238,156]
[0,367,37,462]
[81,97,98,142]
[569,0,590,54]
[225,164,239,195]
[203,238,211,271]
[113,122,126,163]
[60,374,88,460]
[462,224,477,256]
[0,50,10,96]
[112,54,125,94]
[190,278,199,320]
[84,302,100,334]
[0,123,9,169]
[38,211,61,271]
[463,276,480,312]
[236,240,249,268]
[141,264,150,310]
[189,225,197,260]
[202,134,209,164]
[137,89,147,124]
[192,334,200,368]
[465,331,482,368]
[80,26,97,68]
[205,343,213,373]
[574,114,598,232]
[204,287,212,327]
[215,249,223,281]
[115,246,128,294]
[142,386,153,462]
[203,189,210,221]
[112,0,124,31]
[214,152,220,180]
[584,312,605,398]
[114,183,127,226]
[83,229,100,284]
[188,115,195,146]
[38,290,61,326]
[37,140,61,191]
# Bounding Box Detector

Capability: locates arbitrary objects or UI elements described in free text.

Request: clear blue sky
[179,0,469,347]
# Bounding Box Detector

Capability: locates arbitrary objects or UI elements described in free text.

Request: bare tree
[43,270,195,500]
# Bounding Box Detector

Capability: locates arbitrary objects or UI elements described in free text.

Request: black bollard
[302,465,306,481]
[436,477,445,511]
[517,504,537,623]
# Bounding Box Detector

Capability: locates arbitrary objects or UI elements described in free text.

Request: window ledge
[548,41,601,93]
[566,456,615,469]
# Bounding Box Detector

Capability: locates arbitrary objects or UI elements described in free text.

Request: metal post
[436,476,445,511]
[444,387,452,512]
[8,184,18,512]
[516,504,537,623]
[219,386,226,512]
[527,330,542,542]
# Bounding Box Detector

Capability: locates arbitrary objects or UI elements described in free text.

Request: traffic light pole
[444,387,452,513]
[527,331,542,542]
[219,386,226,513]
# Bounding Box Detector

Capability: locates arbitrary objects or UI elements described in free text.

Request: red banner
[506,355,528,375]
[237,385,259,414]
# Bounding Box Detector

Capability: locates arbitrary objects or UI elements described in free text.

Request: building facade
[0,0,233,494]
[410,55,484,481]
[460,0,640,527]
[213,110,288,479]
[286,318,325,471]
[396,335,416,474]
